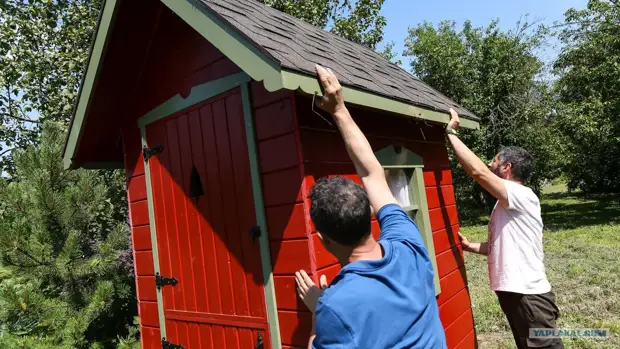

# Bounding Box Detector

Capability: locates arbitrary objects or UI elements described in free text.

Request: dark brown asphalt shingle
[198,0,477,119]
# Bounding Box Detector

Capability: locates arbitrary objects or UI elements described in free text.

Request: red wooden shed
[63,0,481,348]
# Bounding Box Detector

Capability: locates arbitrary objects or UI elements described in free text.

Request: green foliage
[0,122,138,348]
[264,0,387,50]
[404,18,567,214]
[553,0,620,193]
[0,0,101,174]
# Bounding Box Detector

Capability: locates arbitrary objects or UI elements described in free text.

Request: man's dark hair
[308,176,371,246]
[498,146,534,182]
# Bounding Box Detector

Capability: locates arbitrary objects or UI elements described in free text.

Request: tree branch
[0,148,14,157]
[0,112,42,123]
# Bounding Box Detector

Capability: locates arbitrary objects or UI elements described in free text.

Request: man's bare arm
[445,109,508,207]
[315,65,397,212]
[458,232,488,256]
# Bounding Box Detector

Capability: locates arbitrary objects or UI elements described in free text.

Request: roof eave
[66,0,479,170]
[62,0,121,170]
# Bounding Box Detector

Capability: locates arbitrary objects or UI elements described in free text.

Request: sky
[377,0,589,68]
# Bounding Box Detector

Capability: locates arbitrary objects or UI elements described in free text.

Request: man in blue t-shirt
[294,65,447,349]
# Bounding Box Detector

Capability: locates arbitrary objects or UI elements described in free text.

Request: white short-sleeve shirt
[487,180,551,294]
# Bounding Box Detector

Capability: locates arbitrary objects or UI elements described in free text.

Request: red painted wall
[292,95,477,349]
[122,7,241,349]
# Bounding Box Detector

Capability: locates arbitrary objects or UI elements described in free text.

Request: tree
[553,0,620,193]
[0,0,101,175]
[0,122,138,348]
[404,19,566,214]
[264,0,387,50]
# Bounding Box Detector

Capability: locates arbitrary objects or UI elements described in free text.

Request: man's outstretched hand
[447,108,460,132]
[315,65,346,115]
[295,270,328,313]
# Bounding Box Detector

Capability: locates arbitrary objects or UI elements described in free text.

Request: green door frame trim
[377,145,441,295]
[137,72,251,128]
[62,0,119,170]
[159,0,480,130]
[241,82,282,349]
[139,126,169,339]
[138,72,281,347]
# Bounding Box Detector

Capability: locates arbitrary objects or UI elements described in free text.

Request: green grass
[461,184,620,348]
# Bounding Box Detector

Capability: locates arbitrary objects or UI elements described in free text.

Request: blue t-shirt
[313,204,447,349]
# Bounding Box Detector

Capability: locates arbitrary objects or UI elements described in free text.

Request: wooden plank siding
[122,7,243,348]
[294,95,476,348]
[251,83,319,347]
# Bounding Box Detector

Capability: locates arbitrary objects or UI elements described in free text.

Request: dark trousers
[496,291,564,349]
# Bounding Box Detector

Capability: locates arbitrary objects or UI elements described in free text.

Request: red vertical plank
[239,328,254,349]
[226,93,265,318]
[166,320,178,346]
[225,328,239,349]
[156,120,186,311]
[199,324,214,349]
[176,321,190,349]
[200,103,234,315]
[190,107,220,314]
[141,326,161,349]
[213,98,249,316]
[166,117,195,310]
[177,111,205,312]
[189,323,201,349]
[146,122,175,309]
[213,325,227,349]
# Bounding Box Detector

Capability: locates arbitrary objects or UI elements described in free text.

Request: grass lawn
[460,184,620,348]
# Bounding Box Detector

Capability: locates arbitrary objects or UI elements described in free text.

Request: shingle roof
[197,0,477,120]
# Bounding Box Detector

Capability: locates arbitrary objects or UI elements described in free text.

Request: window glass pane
[384,168,412,208]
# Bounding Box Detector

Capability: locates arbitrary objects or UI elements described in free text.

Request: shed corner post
[240,82,283,349]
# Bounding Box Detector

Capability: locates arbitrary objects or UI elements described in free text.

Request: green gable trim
[160,0,282,87]
[241,83,282,349]
[137,72,251,128]
[374,145,424,168]
[158,0,479,131]
[63,0,120,170]
[140,126,169,340]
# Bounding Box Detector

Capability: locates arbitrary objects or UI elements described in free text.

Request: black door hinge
[162,338,183,349]
[255,332,263,349]
[155,272,178,290]
[249,225,261,242]
[143,145,164,162]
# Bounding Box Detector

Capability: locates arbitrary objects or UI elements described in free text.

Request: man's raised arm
[315,65,397,212]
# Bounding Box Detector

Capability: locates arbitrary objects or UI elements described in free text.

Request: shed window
[376,146,441,296]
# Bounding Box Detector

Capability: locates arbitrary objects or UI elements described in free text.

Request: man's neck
[339,238,383,266]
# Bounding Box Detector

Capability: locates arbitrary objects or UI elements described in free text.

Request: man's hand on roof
[315,65,346,115]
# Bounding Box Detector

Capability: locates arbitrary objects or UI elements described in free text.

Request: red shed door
[144,89,270,349]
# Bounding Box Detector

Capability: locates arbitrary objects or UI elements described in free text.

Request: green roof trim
[63,0,120,170]
[159,0,479,130]
[137,72,251,128]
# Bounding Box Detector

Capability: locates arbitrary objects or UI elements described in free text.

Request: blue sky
[377,0,589,68]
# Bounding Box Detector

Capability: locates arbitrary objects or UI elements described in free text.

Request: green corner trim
[63,0,120,170]
[241,83,282,348]
[138,72,251,128]
[140,127,169,339]
[376,146,441,295]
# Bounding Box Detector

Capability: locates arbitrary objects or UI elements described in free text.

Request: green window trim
[377,145,441,296]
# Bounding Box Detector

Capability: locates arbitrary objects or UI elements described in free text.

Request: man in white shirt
[446,109,563,349]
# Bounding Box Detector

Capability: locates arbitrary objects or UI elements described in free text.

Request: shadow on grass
[458,190,620,230]
[541,192,620,231]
